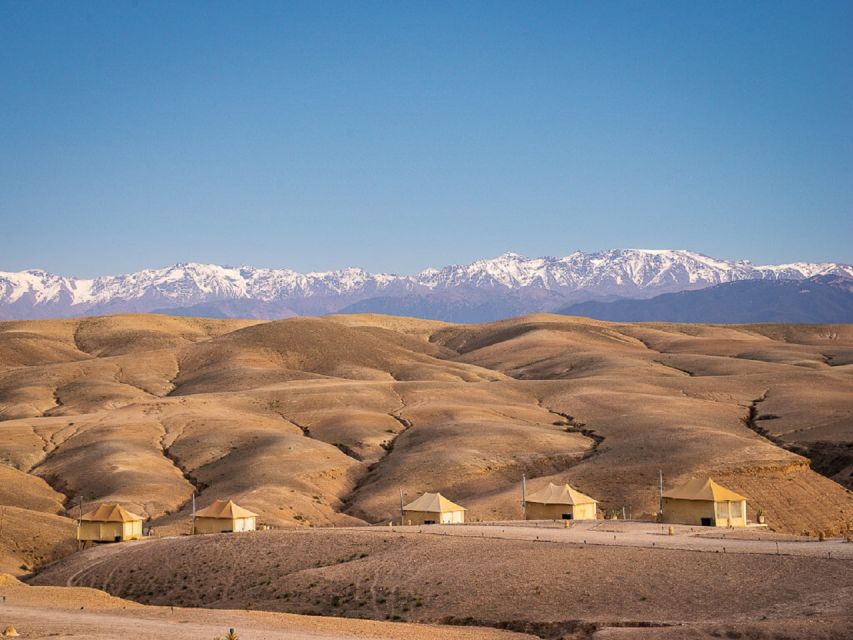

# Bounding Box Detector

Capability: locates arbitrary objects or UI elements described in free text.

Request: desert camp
[402,492,466,525]
[661,477,748,527]
[76,504,143,543]
[193,500,258,534]
[524,482,598,521]
[3,3,852,637]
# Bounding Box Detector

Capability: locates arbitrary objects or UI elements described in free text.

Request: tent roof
[195,499,258,519]
[526,482,597,506]
[403,492,466,513]
[663,477,746,502]
[80,503,143,523]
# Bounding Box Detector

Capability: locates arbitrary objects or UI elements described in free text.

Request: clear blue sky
[1,1,851,277]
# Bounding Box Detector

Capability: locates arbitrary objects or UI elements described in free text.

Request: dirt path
[63,537,147,586]
[365,520,853,559]
[0,584,532,640]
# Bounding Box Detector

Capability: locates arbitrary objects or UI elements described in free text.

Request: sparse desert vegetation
[0,575,527,640]
[29,525,853,638]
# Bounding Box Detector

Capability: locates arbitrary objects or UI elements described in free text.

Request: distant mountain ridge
[1,249,851,321]
[559,275,853,324]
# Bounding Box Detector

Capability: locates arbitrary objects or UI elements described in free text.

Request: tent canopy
[525,482,597,506]
[195,499,258,519]
[663,477,746,502]
[403,492,466,513]
[80,503,143,523]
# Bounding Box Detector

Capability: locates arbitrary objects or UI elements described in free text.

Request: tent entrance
[562,513,573,520]
[424,520,436,525]
[700,517,713,526]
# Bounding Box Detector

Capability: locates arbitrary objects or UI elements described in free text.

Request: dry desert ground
[29,525,853,638]
[0,573,529,640]
[1,312,852,637]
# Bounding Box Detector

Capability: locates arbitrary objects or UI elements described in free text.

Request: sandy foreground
[0,580,531,640]
[31,523,853,640]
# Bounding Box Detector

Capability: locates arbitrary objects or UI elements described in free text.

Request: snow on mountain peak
[1,250,851,320]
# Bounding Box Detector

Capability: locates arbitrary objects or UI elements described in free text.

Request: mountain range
[1,249,852,323]
[559,275,853,324]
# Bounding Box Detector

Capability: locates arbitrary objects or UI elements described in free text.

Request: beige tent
[77,503,143,542]
[402,492,466,525]
[525,482,598,520]
[662,477,747,527]
[194,499,258,534]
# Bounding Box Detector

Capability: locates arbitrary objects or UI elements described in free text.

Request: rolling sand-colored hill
[31,527,853,639]
[0,575,528,640]
[0,313,852,574]
[0,505,76,575]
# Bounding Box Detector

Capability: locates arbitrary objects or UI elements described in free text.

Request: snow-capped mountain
[1,250,851,322]
[418,249,852,293]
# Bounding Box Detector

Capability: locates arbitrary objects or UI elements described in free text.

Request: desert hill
[0,312,851,574]
[30,526,853,638]
[0,575,526,640]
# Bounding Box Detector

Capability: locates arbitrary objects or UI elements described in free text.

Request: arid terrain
[1,312,852,637]
[0,573,529,640]
[29,524,853,638]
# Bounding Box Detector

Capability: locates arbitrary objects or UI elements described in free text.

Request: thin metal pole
[399,488,404,525]
[659,470,664,517]
[77,496,83,550]
[521,474,527,519]
[192,492,196,534]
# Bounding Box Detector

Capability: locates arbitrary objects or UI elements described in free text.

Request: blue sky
[1,1,851,277]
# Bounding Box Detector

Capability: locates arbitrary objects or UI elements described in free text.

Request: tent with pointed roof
[524,483,598,521]
[77,503,144,542]
[193,499,258,534]
[402,492,466,525]
[662,477,748,527]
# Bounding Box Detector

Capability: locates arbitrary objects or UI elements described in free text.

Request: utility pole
[77,496,84,551]
[399,488,404,525]
[192,491,196,535]
[658,470,664,517]
[521,474,527,519]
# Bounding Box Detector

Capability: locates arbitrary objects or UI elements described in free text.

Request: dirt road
[374,520,853,559]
